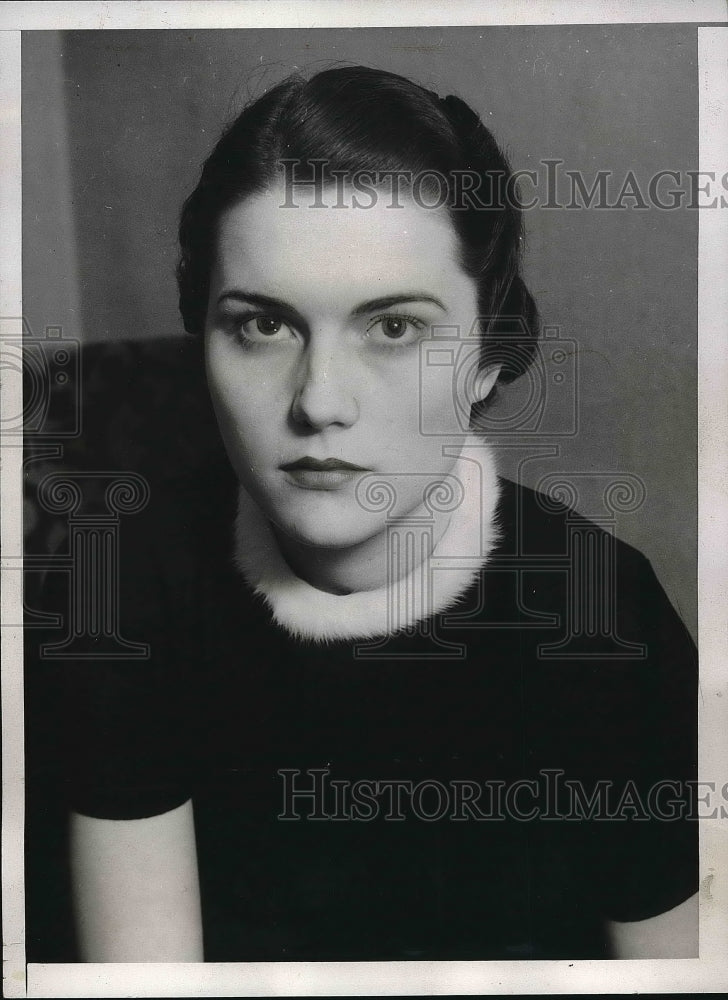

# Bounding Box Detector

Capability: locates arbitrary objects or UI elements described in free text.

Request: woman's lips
[279,457,369,491]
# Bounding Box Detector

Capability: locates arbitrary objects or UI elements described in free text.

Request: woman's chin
[271,505,384,553]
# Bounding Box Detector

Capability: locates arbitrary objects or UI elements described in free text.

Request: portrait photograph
[2,2,727,997]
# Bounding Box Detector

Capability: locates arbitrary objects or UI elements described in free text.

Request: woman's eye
[253,316,282,335]
[366,314,425,346]
[237,314,296,344]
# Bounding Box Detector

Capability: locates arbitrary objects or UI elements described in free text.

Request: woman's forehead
[212,182,474,309]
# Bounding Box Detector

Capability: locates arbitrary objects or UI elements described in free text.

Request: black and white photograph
[2,1,727,996]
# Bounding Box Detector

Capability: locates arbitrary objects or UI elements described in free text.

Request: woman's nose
[290,339,360,430]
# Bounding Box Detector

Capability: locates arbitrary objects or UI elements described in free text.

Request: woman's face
[205,182,495,550]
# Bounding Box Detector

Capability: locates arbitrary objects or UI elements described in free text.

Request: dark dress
[26,459,698,961]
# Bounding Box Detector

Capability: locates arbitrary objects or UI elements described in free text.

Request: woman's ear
[468,364,502,406]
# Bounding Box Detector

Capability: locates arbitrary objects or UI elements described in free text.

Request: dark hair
[177,66,539,386]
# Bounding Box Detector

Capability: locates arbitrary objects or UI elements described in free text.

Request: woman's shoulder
[489,474,677,622]
[493,474,646,564]
[490,474,695,658]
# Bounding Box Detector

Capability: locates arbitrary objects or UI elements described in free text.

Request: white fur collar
[233,446,501,643]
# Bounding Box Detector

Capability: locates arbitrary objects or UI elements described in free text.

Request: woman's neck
[270,504,454,596]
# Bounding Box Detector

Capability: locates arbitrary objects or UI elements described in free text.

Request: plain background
[22,25,698,639]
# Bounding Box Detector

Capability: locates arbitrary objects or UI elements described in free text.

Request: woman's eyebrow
[215,289,447,317]
[216,290,300,317]
[351,293,446,315]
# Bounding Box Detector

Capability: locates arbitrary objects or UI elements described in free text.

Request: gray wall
[22,25,698,638]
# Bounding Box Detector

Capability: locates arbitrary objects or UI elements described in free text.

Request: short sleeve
[590,545,698,922]
[28,482,199,821]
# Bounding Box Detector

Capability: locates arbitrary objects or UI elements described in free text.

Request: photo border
[2,2,726,996]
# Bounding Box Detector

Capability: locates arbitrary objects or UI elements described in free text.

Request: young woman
[42,67,697,961]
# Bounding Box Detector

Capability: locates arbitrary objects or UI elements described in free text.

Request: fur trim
[233,447,501,643]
